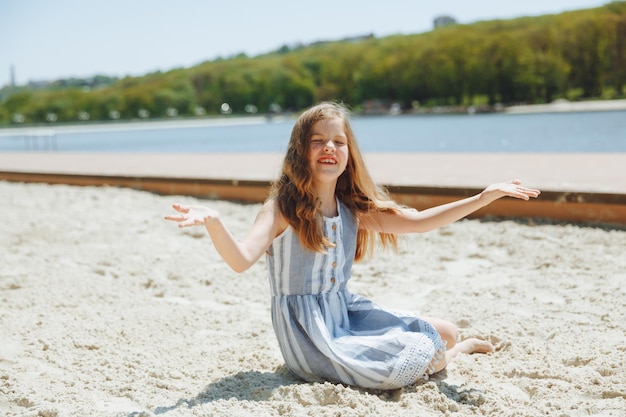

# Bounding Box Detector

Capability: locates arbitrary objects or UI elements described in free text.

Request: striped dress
[266,201,446,389]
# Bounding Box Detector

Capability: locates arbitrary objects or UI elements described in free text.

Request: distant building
[433,15,457,29]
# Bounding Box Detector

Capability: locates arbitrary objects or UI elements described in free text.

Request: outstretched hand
[480,180,540,204]
[164,204,219,228]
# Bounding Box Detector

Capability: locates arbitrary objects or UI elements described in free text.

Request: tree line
[1,1,625,125]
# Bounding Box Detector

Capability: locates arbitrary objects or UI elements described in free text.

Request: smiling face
[308,117,349,186]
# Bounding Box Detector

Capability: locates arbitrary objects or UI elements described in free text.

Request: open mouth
[318,158,337,164]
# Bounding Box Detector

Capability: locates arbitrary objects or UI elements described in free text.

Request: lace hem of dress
[425,340,448,380]
[387,339,447,388]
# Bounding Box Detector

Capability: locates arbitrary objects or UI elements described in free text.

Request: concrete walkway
[1,152,625,225]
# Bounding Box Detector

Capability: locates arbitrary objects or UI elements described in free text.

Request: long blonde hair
[270,102,400,261]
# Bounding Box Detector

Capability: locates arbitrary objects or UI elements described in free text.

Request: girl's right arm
[165,199,287,273]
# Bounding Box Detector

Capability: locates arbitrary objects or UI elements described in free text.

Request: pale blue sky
[0,0,611,87]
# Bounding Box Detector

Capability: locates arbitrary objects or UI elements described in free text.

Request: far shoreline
[0,98,624,137]
[504,98,626,115]
[0,114,293,137]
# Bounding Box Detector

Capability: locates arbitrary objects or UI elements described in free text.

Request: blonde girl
[166,102,540,389]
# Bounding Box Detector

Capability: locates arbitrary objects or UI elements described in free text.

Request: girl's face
[308,117,349,186]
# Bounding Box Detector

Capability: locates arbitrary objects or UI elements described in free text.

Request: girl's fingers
[515,188,540,199]
[165,213,206,227]
[519,187,540,197]
[164,216,182,222]
[178,218,203,228]
[172,204,189,213]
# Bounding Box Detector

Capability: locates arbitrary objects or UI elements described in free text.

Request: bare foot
[456,337,495,354]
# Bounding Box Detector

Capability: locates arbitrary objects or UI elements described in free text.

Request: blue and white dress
[266,201,446,389]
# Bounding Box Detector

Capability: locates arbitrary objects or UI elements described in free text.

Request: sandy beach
[1,181,625,417]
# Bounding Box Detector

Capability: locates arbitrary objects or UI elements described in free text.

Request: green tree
[2,91,33,122]
[605,7,626,95]
[2,2,624,124]
[561,16,609,98]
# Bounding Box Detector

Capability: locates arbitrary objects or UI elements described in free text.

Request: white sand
[1,181,625,417]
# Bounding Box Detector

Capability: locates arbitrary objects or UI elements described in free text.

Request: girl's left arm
[360,180,540,234]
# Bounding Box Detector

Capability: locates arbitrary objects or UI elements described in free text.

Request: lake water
[0,110,624,153]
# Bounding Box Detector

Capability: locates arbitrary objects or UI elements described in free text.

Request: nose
[323,140,336,152]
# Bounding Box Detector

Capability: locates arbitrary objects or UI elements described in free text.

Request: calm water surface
[0,111,624,153]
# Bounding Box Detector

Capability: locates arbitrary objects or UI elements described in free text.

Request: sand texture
[1,181,625,417]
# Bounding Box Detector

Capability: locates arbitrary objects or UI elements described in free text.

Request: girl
[165,102,540,389]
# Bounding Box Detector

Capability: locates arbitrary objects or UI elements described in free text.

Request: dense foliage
[1,2,625,125]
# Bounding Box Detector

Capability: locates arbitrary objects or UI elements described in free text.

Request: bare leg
[422,316,495,374]
[422,316,459,348]
[448,337,494,356]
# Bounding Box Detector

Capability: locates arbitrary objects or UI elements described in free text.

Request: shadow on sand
[152,367,301,414]
[148,367,484,415]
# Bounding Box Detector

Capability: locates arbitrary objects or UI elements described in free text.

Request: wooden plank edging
[1,171,625,226]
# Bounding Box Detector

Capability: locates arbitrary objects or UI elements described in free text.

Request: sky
[0,0,612,88]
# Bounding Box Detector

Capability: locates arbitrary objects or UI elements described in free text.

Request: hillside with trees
[1,1,625,125]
